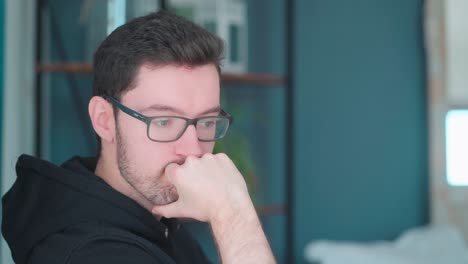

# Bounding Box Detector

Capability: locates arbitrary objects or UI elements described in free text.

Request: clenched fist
[151,153,252,223]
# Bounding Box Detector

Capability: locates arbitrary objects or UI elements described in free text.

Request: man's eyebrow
[199,106,221,116]
[142,105,221,116]
[142,104,181,114]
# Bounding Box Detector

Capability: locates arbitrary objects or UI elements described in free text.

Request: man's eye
[155,119,170,127]
[200,121,215,128]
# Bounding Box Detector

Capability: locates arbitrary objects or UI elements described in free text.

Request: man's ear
[88,96,115,143]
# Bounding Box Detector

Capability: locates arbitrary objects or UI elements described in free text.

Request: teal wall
[294,0,428,262]
[0,0,4,172]
[47,0,97,164]
[247,0,286,262]
[0,0,5,261]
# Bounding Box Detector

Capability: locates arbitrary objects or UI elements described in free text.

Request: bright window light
[446,110,468,186]
[107,0,127,35]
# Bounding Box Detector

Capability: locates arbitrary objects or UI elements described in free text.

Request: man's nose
[174,125,203,157]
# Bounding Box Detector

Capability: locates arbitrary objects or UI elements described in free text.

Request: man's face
[114,64,220,205]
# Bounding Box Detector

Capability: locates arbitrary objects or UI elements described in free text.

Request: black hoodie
[2,155,212,264]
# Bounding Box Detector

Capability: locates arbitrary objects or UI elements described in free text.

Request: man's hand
[151,153,276,264]
[151,153,250,222]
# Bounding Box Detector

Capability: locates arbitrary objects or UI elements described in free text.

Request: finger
[164,163,181,184]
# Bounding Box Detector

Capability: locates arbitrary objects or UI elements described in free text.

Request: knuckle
[184,156,196,165]
[202,153,214,160]
[216,152,229,161]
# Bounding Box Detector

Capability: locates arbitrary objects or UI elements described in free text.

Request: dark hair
[92,10,224,155]
[92,10,224,100]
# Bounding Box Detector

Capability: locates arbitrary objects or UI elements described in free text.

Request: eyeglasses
[104,96,233,142]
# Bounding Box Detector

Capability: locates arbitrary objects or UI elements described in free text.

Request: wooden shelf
[36,63,92,74]
[222,73,285,86]
[257,204,285,216]
[36,63,285,86]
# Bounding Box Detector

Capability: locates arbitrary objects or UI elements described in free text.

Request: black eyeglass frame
[103,95,233,142]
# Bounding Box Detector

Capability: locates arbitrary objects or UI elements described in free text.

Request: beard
[115,125,179,206]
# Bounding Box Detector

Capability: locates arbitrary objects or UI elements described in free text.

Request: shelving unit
[35,0,294,262]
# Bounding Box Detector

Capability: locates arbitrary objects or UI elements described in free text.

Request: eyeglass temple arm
[103,95,151,123]
[221,109,234,124]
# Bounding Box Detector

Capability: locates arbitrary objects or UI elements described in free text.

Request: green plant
[213,127,258,204]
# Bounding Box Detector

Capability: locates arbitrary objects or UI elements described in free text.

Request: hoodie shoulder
[30,222,175,264]
[2,155,168,264]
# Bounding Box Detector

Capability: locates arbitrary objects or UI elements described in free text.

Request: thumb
[152,202,182,219]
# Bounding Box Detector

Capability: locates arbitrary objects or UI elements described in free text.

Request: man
[2,11,275,264]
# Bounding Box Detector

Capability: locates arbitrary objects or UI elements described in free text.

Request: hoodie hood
[2,155,169,264]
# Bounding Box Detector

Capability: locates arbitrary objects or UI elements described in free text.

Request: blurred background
[1,0,468,263]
